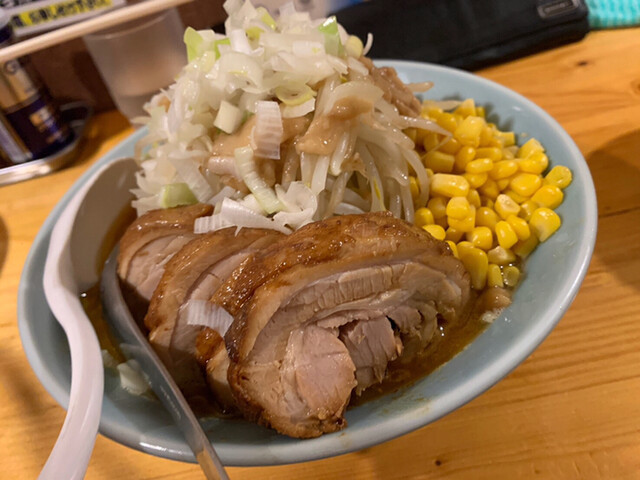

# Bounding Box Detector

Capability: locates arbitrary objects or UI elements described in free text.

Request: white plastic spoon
[41,157,138,479]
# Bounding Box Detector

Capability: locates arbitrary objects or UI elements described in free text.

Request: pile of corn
[406,99,572,291]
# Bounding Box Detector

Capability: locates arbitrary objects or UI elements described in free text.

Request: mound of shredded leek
[132,0,444,234]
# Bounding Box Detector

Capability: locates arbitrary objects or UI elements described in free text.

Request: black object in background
[335,0,589,70]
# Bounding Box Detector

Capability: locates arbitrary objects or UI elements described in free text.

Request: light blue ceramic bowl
[18,61,597,466]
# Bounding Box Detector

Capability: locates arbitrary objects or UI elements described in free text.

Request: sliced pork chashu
[116,203,213,319]
[144,227,282,403]
[212,212,471,438]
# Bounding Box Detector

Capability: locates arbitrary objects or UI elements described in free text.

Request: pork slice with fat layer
[116,203,213,320]
[144,227,282,404]
[214,212,471,438]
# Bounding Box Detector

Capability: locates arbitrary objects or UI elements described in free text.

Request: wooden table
[1,28,639,479]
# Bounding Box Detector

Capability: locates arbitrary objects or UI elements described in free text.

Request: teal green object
[587,0,640,28]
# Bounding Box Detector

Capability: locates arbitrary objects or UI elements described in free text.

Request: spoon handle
[101,248,230,480]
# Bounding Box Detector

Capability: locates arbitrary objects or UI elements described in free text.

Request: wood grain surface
[1,28,639,479]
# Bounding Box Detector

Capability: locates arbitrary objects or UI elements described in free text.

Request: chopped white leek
[160,183,198,208]
[117,360,150,396]
[101,349,118,369]
[184,299,235,336]
[168,154,214,203]
[317,16,343,57]
[195,198,291,234]
[275,83,316,106]
[345,35,363,58]
[183,27,204,62]
[214,100,243,134]
[282,97,315,118]
[252,101,283,159]
[229,28,252,54]
[234,146,282,213]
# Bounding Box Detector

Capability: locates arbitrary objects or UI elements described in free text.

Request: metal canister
[0,8,72,164]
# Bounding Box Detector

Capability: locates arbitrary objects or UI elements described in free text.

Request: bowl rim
[18,59,598,466]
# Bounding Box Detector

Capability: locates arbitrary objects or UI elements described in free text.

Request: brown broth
[350,313,488,406]
[80,284,126,364]
[80,203,136,364]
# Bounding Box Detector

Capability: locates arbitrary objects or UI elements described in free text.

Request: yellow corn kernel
[456,240,475,257]
[503,265,521,288]
[427,197,447,219]
[529,207,561,242]
[476,206,499,229]
[414,207,435,227]
[454,98,476,117]
[448,205,476,232]
[423,132,440,151]
[492,131,515,148]
[544,165,573,189]
[513,233,539,259]
[475,106,486,118]
[509,172,542,197]
[497,178,510,191]
[517,137,544,158]
[495,220,518,249]
[518,199,538,221]
[424,150,455,173]
[464,173,488,194]
[487,263,504,288]
[502,147,515,160]
[422,224,446,241]
[506,215,531,241]
[436,112,459,133]
[459,246,489,290]
[531,184,564,209]
[439,137,461,154]
[409,176,420,203]
[453,113,464,125]
[454,116,485,147]
[475,147,502,162]
[422,105,442,119]
[489,160,518,180]
[467,189,481,208]
[414,128,427,146]
[446,240,459,258]
[504,145,519,157]
[462,172,488,189]
[404,128,418,143]
[518,152,549,174]
[446,227,464,243]
[495,194,521,219]
[482,197,495,209]
[454,146,475,172]
[478,178,500,200]
[504,189,530,204]
[431,173,470,197]
[479,126,494,147]
[435,216,449,228]
[465,158,494,174]
[467,226,493,251]
[487,245,516,265]
[426,168,435,178]
[446,196,471,219]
